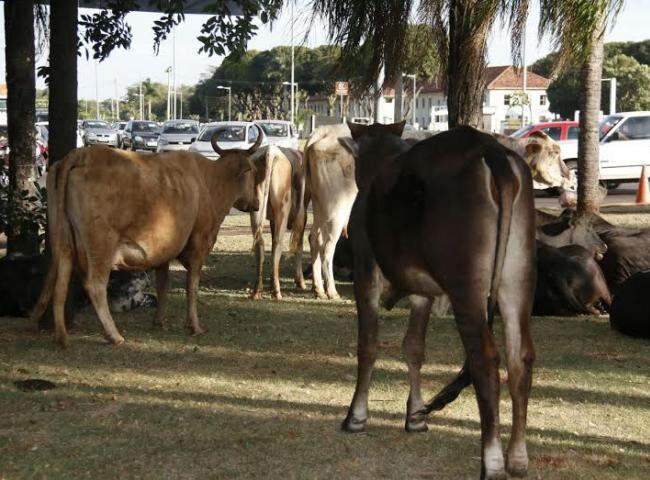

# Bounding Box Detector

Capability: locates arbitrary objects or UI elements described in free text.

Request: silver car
[189,121,267,160]
[256,120,299,149]
[81,120,119,147]
[157,119,200,152]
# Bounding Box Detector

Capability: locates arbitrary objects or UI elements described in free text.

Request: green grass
[1,213,649,479]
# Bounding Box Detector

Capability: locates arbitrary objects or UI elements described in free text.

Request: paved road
[535,182,640,209]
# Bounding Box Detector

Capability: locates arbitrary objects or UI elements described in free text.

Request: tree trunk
[394,74,404,122]
[4,0,39,256]
[48,0,78,166]
[577,14,606,215]
[446,1,489,128]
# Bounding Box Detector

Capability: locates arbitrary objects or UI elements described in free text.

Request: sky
[0,0,649,100]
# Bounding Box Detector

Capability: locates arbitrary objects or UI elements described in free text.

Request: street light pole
[217,86,232,120]
[172,26,177,119]
[165,66,172,120]
[602,78,617,115]
[290,1,295,125]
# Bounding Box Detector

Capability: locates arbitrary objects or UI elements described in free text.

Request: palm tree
[539,0,624,214]
[312,0,527,128]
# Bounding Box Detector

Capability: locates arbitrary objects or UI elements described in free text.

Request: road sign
[335,81,349,96]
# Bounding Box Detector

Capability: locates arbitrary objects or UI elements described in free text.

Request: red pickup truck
[511,121,579,142]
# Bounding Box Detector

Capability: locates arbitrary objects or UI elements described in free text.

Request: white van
[558,111,650,188]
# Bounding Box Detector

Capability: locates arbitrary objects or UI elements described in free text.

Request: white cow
[304,124,358,299]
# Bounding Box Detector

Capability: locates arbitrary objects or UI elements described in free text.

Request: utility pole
[522,23,528,128]
[95,60,100,118]
[217,86,232,120]
[374,64,385,122]
[165,66,171,120]
[172,27,177,119]
[114,77,120,120]
[394,74,403,121]
[139,82,143,120]
[405,74,416,127]
[179,87,183,119]
[290,1,295,125]
[148,99,151,120]
[602,78,617,114]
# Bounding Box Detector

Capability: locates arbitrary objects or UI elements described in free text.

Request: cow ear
[525,142,542,155]
[338,137,359,158]
[347,121,368,140]
[388,120,406,137]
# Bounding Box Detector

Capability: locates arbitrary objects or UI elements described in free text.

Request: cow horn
[210,128,228,156]
[247,124,263,154]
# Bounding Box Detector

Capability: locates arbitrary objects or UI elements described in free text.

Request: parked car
[189,121,267,160]
[81,119,119,147]
[255,120,298,149]
[157,119,200,152]
[556,111,650,188]
[121,120,160,152]
[112,121,127,148]
[511,121,579,142]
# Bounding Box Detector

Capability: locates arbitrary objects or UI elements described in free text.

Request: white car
[157,119,200,152]
[558,111,650,188]
[255,120,299,149]
[189,121,267,160]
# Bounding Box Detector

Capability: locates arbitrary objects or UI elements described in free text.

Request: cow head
[537,213,608,259]
[211,125,265,212]
[339,121,407,187]
[495,131,576,191]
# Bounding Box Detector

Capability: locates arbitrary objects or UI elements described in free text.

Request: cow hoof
[108,335,125,346]
[272,292,283,300]
[507,449,528,478]
[341,415,367,433]
[314,290,328,300]
[250,291,263,300]
[484,473,507,480]
[327,292,340,300]
[191,326,207,336]
[405,417,428,433]
[54,333,69,349]
[295,280,307,290]
[506,465,528,478]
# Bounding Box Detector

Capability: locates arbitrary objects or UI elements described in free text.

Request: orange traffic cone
[636,166,649,204]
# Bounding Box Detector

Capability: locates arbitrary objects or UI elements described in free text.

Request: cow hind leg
[52,254,73,347]
[309,226,326,299]
[250,211,265,300]
[322,218,346,299]
[342,266,382,433]
[498,277,535,477]
[450,293,505,480]
[271,214,289,300]
[153,262,169,328]
[404,295,432,432]
[84,267,125,345]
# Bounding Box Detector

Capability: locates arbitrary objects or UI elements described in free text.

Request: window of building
[540,95,548,106]
[504,94,511,106]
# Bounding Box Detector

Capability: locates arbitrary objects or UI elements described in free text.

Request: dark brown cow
[339,122,536,480]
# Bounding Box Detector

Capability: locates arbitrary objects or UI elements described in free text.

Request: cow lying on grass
[340,122,535,480]
[609,270,650,338]
[32,129,265,347]
[0,255,155,328]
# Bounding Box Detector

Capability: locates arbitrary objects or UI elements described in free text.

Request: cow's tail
[290,150,307,253]
[420,144,518,414]
[31,153,78,337]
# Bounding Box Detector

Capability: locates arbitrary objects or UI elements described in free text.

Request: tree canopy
[531,40,650,118]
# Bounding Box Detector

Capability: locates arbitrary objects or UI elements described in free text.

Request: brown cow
[339,122,535,480]
[248,145,307,299]
[32,131,264,347]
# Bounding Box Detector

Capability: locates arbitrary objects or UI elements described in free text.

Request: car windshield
[85,121,109,129]
[163,122,199,134]
[599,115,623,140]
[132,121,159,133]
[198,125,246,142]
[510,125,534,138]
[258,122,288,137]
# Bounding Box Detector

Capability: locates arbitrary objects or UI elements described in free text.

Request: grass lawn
[1,212,649,479]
